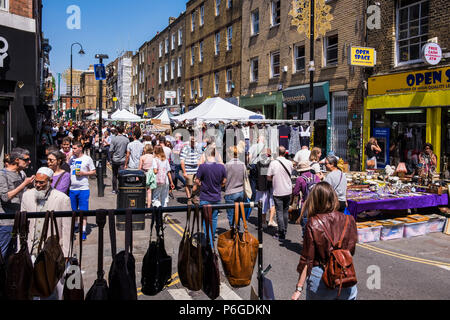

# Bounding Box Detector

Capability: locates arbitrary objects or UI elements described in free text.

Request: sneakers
[273,233,286,242]
[82,231,87,241]
[268,220,278,228]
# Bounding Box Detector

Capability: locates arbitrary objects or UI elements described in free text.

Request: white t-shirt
[69,154,96,191]
[163,146,172,162]
[267,157,293,197]
[294,149,311,163]
[153,158,171,185]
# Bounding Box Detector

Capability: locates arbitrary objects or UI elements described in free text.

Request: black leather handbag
[201,205,221,300]
[107,209,137,300]
[85,210,109,300]
[141,206,172,296]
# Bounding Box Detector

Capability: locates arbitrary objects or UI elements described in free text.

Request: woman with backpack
[292,182,358,300]
[152,145,175,208]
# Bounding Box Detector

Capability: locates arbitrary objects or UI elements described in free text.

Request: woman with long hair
[139,144,155,208]
[309,147,323,178]
[47,150,71,195]
[365,137,381,169]
[292,182,358,300]
[152,145,175,207]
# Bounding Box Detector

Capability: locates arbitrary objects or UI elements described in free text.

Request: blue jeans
[224,191,245,228]
[0,225,13,261]
[172,164,186,188]
[306,266,358,300]
[69,190,90,211]
[200,200,220,248]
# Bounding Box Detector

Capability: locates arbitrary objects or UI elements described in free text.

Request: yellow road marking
[167,217,185,235]
[137,273,180,296]
[357,243,450,268]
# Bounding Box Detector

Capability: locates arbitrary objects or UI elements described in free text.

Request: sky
[43,0,187,93]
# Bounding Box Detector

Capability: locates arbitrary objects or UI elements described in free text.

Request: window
[159,67,163,84]
[159,42,163,57]
[190,79,196,98]
[271,0,281,26]
[191,11,196,31]
[215,0,221,16]
[198,77,203,97]
[251,10,259,35]
[199,41,204,62]
[178,28,183,46]
[171,59,175,79]
[227,0,232,9]
[227,26,233,51]
[214,72,220,94]
[226,69,233,93]
[177,87,182,104]
[172,34,176,50]
[178,56,182,77]
[324,35,338,66]
[165,38,170,54]
[200,5,205,26]
[294,45,305,72]
[250,58,259,82]
[397,0,429,64]
[270,51,280,78]
[0,0,9,11]
[215,32,220,55]
[165,63,169,82]
[191,46,195,65]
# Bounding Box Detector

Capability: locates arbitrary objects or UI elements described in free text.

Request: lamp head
[78,48,85,55]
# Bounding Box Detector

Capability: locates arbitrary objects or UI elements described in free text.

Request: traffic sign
[94,64,106,80]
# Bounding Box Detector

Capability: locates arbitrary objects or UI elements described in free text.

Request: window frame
[215,32,221,55]
[227,26,233,51]
[171,34,176,51]
[0,0,9,12]
[294,45,306,73]
[159,42,163,58]
[165,37,169,54]
[199,41,204,62]
[226,69,233,93]
[214,72,220,95]
[251,9,260,35]
[191,11,196,31]
[215,0,221,16]
[171,59,176,80]
[178,56,183,78]
[271,0,281,27]
[178,28,183,46]
[159,66,163,84]
[250,58,259,83]
[164,62,169,82]
[191,46,195,65]
[200,4,205,26]
[198,77,204,98]
[270,51,281,78]
[324,34,338,66]
[190,79,196,98]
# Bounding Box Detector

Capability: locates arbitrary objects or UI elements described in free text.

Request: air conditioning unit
[282,66,288,73]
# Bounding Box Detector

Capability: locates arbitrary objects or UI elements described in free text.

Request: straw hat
[297,161,312,172]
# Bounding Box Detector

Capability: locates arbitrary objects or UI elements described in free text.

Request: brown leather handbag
[63,211,84,300]
[316,215,357,298]
[201,205,220,300]
[217,202,259,288]
[178,204,203,291]
[5,211,33,300]
[30,210,66,298]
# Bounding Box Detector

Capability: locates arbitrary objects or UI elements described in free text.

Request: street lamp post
[70,42,85,121]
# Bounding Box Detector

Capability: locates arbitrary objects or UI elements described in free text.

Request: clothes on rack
[289,126,301,156]
[278,125,290,151]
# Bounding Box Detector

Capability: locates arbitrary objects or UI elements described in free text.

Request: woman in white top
[309,147,323,180]
[152,145,175,208]
[139,144,155,208]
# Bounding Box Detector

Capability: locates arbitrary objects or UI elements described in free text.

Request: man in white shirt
[293,145,311,167]
[125,128,144,170]
[267,146,293,242]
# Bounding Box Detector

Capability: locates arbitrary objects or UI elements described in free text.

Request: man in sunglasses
[0,148,35,261]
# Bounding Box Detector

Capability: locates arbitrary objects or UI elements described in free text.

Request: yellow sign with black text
[368,66,450,96]
[350,47,376,67]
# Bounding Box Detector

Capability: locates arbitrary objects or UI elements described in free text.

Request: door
[331,92,348,161]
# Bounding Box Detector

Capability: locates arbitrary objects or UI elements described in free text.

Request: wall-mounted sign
[165,91,176,99]
[422,42,442,65]
[0,36,9,68]
[349,46,376,67]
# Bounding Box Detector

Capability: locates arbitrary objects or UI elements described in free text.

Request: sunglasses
[21,157,31,162]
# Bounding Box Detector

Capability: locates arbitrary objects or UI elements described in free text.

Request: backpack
[300,173,317,199]
[155,159,168,185]
[316,215,357,298]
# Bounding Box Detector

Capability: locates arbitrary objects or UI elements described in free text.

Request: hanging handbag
[217,202,259,288]
[243,165,252,200]
[108,209,138,300]
[63,211,84,300]
[146,169,157,190]
[30,210,66,298]
[201,204,221,300]
[85,210,109,300]
[5,211,33,300]
[141,206,172,296]
[178,204,203,291]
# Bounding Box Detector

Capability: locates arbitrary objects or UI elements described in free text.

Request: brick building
[106,57,119,111]
[79,65,107,120]
[364,0,450,175]
[184,0,242,108]
[239,0,368,169]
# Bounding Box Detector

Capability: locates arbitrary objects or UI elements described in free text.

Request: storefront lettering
[406,70,449,87]
[354,49,371,61]
[0,36,8,68]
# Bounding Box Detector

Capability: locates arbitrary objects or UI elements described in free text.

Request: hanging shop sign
[422,42,442,65]
[368,66,450,96]
[0,36,8,68]
[165,91,177,99]
[349,46,376,67]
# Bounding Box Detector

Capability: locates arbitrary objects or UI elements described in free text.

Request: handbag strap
[233,202,239,230]
[239,202,249,232]
[149,206,156,241]
[96,210,107,280]
[68,211,76,258]
[183,205,192,239]
[125,209,133,255]
[193,203,200,235]
[53,173,65,190]
[202,204,214,249]
[316,214,349,250]
[157,206,164,241]
[79,212,84,267]
[277,159,291,179]
[37,211,51,253]
[50,210,60,243]
[108,210,117,257]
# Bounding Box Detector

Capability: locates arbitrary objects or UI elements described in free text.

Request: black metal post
[257,200,263,300]
[309,0,315,121]
[70,43,84,121]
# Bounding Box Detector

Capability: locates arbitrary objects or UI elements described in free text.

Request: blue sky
[43,0,186,92]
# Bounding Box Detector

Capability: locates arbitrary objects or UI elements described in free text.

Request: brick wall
[9,0,34,18]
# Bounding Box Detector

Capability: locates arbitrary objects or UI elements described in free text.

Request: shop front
[364,65,450,174]
[239,91,283,120]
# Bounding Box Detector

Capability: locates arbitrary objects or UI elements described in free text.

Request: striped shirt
[180,145,201,175]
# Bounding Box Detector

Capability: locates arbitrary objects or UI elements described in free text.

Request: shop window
[396,0,429,65]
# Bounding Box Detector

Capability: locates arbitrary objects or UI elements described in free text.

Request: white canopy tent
[86,111,109,121]
[172,97,264,122]
[153,108,174,124]
[110,109,144,122]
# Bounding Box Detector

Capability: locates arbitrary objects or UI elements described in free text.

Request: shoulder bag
[178,204,203,291]
[63,211,84,300]
[201,205,220,300]
[5,211,33,300]
[243,164,252,200]
[141,206,172,296]
[30,210,66,298]
[85,210,109,300]
[217,202,259,288]
[108,209,138,300]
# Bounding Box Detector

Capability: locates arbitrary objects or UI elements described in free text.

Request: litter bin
[92,147,107,178]
[117,170,146,231]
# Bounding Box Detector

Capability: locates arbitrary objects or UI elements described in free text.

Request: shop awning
[282,82,329,104]
[366,90,450,109]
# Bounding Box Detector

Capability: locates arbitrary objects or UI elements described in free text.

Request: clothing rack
[236,119,315,125]
[0,201,266,300]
